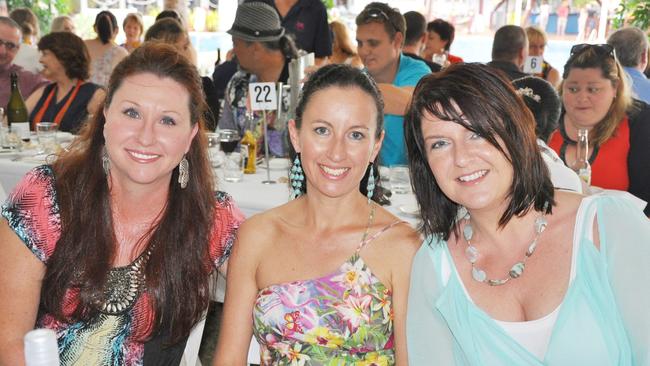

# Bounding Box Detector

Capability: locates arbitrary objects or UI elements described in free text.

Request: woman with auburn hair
[0,43,243,365]
[548,44,650,216]
[84,10,128,86]
[405,63,650,364]
[329,20,362,68]
[25,32,104,133]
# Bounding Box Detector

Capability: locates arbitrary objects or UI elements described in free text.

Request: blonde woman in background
[526,26,560,87]
[329,20,362,68]
[121,13,143,53]
[50,15,76,33]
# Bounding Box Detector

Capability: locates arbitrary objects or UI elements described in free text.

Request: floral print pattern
[253,253,395,365]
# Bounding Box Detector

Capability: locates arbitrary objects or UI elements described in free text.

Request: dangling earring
[102,147,110,175]
[290,154,304,199]
[366,163,375,204]
[178,156,189,189]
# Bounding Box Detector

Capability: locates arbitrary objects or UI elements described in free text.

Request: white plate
[398,203,420,218]
[259,158,291,171]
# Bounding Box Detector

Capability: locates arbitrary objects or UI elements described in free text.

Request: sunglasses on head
[363,7,401,34]
[570,43,615,58]
[0,39,19,51]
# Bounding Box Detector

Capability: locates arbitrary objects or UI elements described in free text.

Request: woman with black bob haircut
[25,32,105,133]
[0,42,243,365]
[405,63,650,364]
[215,64,420,364]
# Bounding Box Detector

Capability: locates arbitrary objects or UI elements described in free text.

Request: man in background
[487,25,529,81]
[0,17,46,107]
[402,11,441,73]
[356,2,430,166]
[608,27,650,104]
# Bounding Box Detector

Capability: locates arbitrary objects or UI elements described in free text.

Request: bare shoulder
[236,201,294,251]
[372,206,422,257]
[548,190,584,230]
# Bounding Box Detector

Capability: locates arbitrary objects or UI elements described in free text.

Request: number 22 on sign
[249,82,278,111]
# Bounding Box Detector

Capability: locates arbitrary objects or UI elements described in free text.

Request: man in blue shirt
[355,2,430,166]
[607,27,650,104]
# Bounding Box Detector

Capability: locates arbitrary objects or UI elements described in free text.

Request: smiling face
[124,19,142,42]
[39,49,66,80]
[356,22,401,83]
[421,110,513,213]
[562,67,616,129]
[289,85,383,199]
[103,72,198,191]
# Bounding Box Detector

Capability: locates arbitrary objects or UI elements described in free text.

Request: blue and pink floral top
[253,221,402,365]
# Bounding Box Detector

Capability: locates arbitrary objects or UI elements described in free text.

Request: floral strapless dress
[253,222,401,365]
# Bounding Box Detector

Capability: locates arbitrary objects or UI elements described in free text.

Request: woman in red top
[549,44,650,215]
[423,19,464,67]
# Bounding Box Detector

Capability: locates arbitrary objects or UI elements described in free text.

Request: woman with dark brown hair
[0,42,243,365]
[25,32,105,133]
[405,63,650,364]
[84,10,128,86]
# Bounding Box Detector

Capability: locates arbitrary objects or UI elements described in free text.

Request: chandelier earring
[290,154,304,199]
[178,156,189,189]
[102,147,110,175]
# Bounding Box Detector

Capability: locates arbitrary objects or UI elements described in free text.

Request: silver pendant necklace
[462,203,549,286]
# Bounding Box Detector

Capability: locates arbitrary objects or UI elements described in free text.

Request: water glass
[36,122,58,154]
[218,129,240,153]
[206,132,221,167]
[389,165,411,194]
[223,152,244,182]
[1,126,21,150]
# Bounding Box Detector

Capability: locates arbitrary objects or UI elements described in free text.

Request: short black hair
[405,63,554,239]
[426,19,455,51]
[512,76,561,142]
[404,11,426,46]
[156,9,181,22]
[492,25,527,61]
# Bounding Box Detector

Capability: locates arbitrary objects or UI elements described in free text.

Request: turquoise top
[379,53,430,167]
[407,192,650,365]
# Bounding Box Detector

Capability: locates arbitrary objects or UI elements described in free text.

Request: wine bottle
[24,329,60,366]
[573,128,591,185]
[6,71,30,142]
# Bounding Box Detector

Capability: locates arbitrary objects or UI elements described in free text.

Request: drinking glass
[206,132,222,167]
[218,129,240,153]
[36,122,58,154]
[223,152,244,182]
[389,165,411,194]
[1,126,21,150]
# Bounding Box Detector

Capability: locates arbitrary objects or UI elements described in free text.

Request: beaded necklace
[462,203,549,286]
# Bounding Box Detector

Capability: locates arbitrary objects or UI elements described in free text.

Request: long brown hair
[43,42,216,344]
[330,21,357,57]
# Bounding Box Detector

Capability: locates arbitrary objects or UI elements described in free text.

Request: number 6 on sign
[249,82,277,111]
[524,56,543,74]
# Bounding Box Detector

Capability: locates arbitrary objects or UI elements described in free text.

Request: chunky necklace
[462,204,548,286]
[93,247,153,315]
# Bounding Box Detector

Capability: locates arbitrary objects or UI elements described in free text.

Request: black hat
[227,2,285,42]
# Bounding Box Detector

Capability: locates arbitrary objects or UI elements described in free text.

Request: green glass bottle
[6,71,30,141]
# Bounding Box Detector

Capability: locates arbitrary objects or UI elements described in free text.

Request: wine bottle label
[10,122,30,140]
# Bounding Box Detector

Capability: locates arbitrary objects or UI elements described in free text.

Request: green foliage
[322,0,334,10]
[614,0,650,30]
[7,0,72,34]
